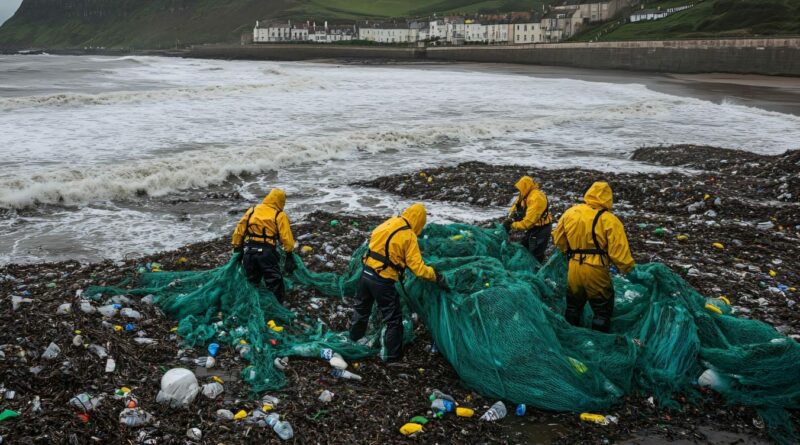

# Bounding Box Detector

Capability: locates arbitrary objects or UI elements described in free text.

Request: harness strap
[567,209,608,265]
[364,218,411,279]
[514,192,550,225]
[244,207,282,244]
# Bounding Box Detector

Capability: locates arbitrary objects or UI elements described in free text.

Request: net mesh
[86,223,799,444]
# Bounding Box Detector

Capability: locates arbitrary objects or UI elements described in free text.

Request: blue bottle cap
[124,323,135,332]
[208,343,220,357]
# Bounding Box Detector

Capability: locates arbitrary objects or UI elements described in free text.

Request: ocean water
[1,55,799,264]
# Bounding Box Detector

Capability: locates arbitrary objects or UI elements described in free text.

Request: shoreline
[1,145,798,443]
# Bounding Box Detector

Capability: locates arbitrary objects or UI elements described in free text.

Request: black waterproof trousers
[242,243,285,303]
[349,267,403,362]
[524,223,552,264]
[565,288,615,333]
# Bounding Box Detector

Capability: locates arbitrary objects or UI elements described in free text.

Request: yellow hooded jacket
[509,176,553,231]
[231,188,295,252]
[363,203,437,282]
[552,182,634,273]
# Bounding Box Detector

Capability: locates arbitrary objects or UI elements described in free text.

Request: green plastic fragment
[410,416,429,425]
[0,409,19,422]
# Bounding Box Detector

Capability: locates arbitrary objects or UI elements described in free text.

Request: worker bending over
[231,188,297,304]
[504,176,553,264]
[350,203,449,365]
[552,182,634,332]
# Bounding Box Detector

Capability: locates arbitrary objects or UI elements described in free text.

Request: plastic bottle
[399,422,423,436]
[88,344,108,359]
[32,396,43,414]
[320,348,348,369]
[215,409,234,420]
[133,338,156,345]
[456,407,474,417]
[261,395,280,408]
[120,308,142,320]
[266,413,294,440]
[70,393,103,412]
[330,369,361,381]
[194,356,216,368]
[429,389,455,403]
[98,304,119,317]
[119,408,153,427]
[431,399,455,413]
[480,401,507,422]
[579,412,617,425]
[201,382,224,399]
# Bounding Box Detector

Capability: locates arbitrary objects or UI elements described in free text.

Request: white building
[429,19,447,41]
[290,26,309,41]
[512,22,543,44]
[486,23,512,44]
[254,21,292,43]
[464,21,487,43]
[358,23,419,44]
[630,4,692,23]
[444,18,466,45]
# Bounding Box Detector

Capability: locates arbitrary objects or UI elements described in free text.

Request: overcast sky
[0,0,23,26]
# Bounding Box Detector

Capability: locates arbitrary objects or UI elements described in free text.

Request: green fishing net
[86,223,799,444]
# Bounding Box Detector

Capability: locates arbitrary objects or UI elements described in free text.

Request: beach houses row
[253,0,639,45]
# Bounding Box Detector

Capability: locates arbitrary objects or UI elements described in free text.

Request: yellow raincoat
[363,203,437,282]
[231,189,295,252]
[509,176,553,231]
[552,182,634,300]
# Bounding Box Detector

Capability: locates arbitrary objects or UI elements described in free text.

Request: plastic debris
[69,393,103,412]
[321,348,348,370]
[156,368,199,408]
[410,415,428,425]
[318,389,334,403]
[266,413,294,440]
[56,303,72,315]
[0,410,19,422]
[267,320,284,333]
[274,356,289,370]
[579,412,618,425]
[330,369,361,380]
[399,422,423,436]
[233,410,248,421]
[187,427,202,440]
[119,408,153,427]
[480,401,507,422]
[201,382,224,399]
[105,358,116,373]
[120,308,142,319]
[515,404,526,416]
[41,342,61,360]
[712,242,725,250]
[207,343,219,357]
[456,407,474,417]
[215,409,234,420]
[11,296,33,310]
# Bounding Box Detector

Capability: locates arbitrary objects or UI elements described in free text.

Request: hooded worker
[552,182,635,332]
[231,188,297,304]
[350,203,449,365]
[503,176,553,264]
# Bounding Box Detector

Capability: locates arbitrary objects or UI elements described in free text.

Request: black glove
[434,270,451,292]
[502,218,513,233]
[233,245,243,254]
[284,252,298,274]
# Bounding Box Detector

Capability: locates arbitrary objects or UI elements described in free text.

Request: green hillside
[0,0,546,49]
[571,0,800,42]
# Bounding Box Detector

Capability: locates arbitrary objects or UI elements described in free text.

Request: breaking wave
[0,80,319,110]
[0,117,553,209]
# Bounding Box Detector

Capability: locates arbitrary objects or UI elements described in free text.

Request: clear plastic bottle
[430,398,455,413]
[429,389,455,403]
[119,408,153,427]
[480,401,507,422]
[265,413,294,440]
[330,369,361,381]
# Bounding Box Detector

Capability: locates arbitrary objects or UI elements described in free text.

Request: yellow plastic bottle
[399,422,423,436]
[580,413,608,424]
[456,407,474,417]
[233,410,247,421]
